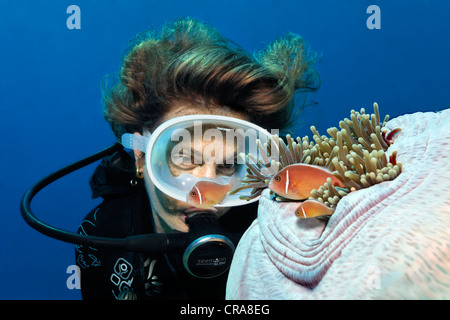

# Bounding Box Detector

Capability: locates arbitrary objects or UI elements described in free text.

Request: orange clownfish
[269,163,345,200]
[295,200,335,219]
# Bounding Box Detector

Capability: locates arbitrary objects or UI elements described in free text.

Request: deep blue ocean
[2,0,449,299]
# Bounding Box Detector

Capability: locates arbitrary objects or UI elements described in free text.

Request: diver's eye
[171,155,197,171]
[275,175,281,182]
[217,163,236,175]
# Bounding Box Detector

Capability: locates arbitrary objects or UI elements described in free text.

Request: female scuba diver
[75,18,320,300]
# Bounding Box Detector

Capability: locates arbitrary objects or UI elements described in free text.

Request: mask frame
[122,114,277,207]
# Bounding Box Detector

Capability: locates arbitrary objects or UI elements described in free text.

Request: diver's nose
[194,163,217,180]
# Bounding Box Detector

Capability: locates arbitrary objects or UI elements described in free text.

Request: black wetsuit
[75,149,257,300]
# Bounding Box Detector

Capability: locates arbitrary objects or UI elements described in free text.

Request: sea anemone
[227,107,450,299]
[230,102,402,213]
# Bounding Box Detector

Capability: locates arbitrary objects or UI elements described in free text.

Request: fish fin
[386,127,402,142]
[174,173,199,192]
[275,195,300,202]
[227,173,243,190]
[199,174,237,186]
[316,215,331,222]
[382,127,402,145]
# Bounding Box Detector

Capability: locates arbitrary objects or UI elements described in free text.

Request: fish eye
[295,211,300,216]
[190,191,196,197]
[275,175,281,182]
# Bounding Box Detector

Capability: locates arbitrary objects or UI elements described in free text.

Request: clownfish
[295,200,335,219]
[187,175,239,209]
[269,163,345,200]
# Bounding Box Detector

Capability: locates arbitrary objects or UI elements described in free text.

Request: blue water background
[1,0,449,299]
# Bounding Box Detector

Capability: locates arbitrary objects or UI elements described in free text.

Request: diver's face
[146,136,237,233]
[137,103,248,233]
[168,127,238,178]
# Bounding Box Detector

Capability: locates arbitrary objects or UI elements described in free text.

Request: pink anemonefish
[269,163,345,200]
[295,199,335,219]
[187,176,239,209]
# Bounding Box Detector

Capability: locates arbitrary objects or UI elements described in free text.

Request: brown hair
[102,18,320,138]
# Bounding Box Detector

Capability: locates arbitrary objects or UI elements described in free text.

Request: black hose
[19,143,185,254]
[19,143,237,256]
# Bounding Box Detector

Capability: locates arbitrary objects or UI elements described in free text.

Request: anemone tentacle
[231,102,402,214]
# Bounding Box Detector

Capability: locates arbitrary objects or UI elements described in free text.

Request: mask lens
[139,115,276,207]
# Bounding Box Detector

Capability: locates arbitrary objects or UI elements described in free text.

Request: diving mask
[121,115,277,207]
